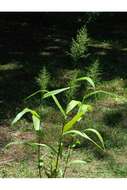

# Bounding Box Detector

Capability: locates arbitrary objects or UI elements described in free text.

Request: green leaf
[78,104,93,114]
[63,112,83,132]
[64,104,92,132]
[83,90,118,102]
[66,100,81,114]
[32,114,40,131]
[63,130,105,151]
[12,108,32,125]
[5,141,29,148]
[43,87,70,99]
[76,76,95,89]
[84,128,105,149]
[68,160,87,165]
[25,90,48,101]
[28,143,57,154]
[5,141,57,155]
[6,141,57,155]
[52,95,66,118]
[12,107,41,135]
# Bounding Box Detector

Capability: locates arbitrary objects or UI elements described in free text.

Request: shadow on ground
[1,13,127,123]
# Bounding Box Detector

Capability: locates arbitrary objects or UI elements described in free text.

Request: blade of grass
[63,130,105,151]
[52,95,66,118]
[76,76,95,89]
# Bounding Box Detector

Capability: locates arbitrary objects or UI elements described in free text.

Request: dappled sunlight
[1,12,127,177]
[0,62,22,71]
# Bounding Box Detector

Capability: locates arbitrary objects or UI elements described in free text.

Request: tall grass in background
[70,26,90,63]
[36,66,50,91]
[86,59,102,85]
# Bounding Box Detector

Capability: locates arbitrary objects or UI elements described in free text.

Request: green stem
[37,131,42,178]
[55,135,63,175]
[62,146,71,177]
[55,120,65,176]
[37,95,43,178]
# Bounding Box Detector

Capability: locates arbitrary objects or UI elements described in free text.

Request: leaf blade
[76,76,95,89]
[28,143,57,154]
[12,108,32,125]
[43,87,70,99]
[32,114,40,131]
[25,89,48,101]
[64,104,92,132]
[83,90,118,102]
[66,100,81,114]
[63,112,83,132]
[84,128,105,149]
[63,130,104,151]
[52,94,66,118]
[5,141,57,154]
[68,160,87,165]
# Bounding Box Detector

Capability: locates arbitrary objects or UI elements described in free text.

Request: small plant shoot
[8,76,122,178]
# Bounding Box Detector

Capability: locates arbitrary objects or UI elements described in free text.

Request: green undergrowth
[1,77,127,177]
[1,28,127,177]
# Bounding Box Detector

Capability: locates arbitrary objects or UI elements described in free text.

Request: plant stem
[62,146,71,177]
[55,120,65,176]
[55,134,63,175]
[37,131,42,178]
[37,95,43,178]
